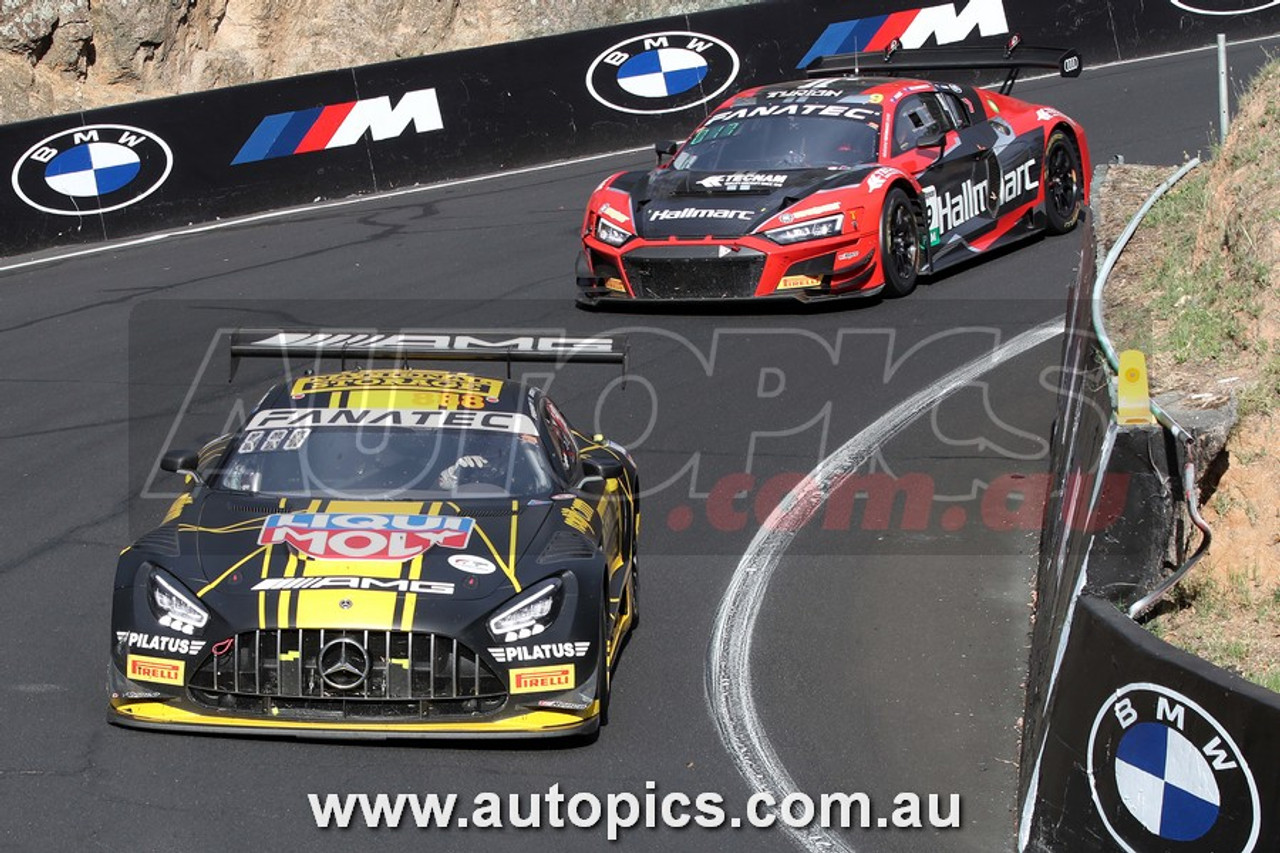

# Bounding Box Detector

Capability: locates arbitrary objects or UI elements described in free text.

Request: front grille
[188,630,506,718]
[624,255,764,299]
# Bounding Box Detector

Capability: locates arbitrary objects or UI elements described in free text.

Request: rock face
[0,0,739,124]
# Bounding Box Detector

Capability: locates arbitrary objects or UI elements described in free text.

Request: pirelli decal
[127,655,185,685]
[509,664,576,694]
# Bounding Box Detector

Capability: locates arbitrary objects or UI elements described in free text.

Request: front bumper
[107,621,606,740]
[108,698,600,740]
[577,234,879,304]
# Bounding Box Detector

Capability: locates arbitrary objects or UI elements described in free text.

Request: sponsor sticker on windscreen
[245,408,538,434]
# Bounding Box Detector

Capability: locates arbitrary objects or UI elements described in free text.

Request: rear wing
[804,34,1082,96]
[229,329,627,381]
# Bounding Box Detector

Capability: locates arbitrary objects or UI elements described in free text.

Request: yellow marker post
[1117,350,1156,425]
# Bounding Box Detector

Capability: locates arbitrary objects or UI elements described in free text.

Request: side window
[891,94,947,154]
[541,399,579,481]
[938,92,971,129]
[196,434,233,481]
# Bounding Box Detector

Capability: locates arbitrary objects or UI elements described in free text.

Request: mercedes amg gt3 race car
[577,38,1090,304]
[109,331,638,739]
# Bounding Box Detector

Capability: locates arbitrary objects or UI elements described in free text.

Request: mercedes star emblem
[317,637,370,691]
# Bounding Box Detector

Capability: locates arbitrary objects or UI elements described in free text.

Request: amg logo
[251,577,455,594]
[244,332,617,355]
[489,642,591,663]
[649,208,755,222]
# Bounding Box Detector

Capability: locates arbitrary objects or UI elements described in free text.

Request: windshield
[212,408,557,499]
[672,107,881,172]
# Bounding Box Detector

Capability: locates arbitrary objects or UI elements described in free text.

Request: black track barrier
[1024,594,1280,852]
[2,0,1278,257]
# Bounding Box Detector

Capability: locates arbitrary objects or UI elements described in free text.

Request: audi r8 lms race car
[109,331,638,739]
[577,38,1090,304]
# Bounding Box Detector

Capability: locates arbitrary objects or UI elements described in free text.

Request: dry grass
[1099,57,1280,691]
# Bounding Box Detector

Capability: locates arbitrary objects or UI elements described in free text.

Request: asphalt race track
[1,36,1276,853]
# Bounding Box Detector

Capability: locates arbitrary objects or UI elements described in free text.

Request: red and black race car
[577,39,1090,304]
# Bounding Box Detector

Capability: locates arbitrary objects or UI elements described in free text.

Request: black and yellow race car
[109,331,638,739]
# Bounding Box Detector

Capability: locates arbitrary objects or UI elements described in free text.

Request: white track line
[706,317,1064,853]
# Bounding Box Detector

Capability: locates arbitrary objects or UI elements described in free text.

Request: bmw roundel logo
[586,30,740,115]
[11,123,173,216]
[1088,683,1260,852]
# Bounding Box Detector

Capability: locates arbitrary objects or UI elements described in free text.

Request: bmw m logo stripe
[797,0,1010,69]
[232,88,444,165]
[798,12,909,68]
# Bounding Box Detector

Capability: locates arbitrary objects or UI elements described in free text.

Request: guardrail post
[1218,33,1230,143]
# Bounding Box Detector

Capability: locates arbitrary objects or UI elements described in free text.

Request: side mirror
[916,130,947,150]
[160,449,203,484]
[576,455,625,489]
[655,140,679,165]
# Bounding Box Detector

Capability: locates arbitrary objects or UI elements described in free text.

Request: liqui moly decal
[258,513,474,561]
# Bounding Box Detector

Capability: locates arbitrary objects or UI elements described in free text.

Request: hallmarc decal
[11,124,173,216]
[586,31,739,115]
[232,88,443,165]
[1088,683,1260,852]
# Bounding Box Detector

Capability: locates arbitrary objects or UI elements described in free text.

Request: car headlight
[595,217,633,247]
[765,213,843,244]
[488,578,563,641]
[147,567,209,635]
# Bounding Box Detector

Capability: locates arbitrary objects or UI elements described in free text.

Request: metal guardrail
[1089,158,1214,619]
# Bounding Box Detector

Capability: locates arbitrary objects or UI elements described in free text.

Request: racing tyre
[1044,130,1083,235]
[880,187,920,298]
[597,583,612,727]
[628,561,639,632]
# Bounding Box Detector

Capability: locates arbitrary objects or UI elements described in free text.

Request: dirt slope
[0,0,739,124]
